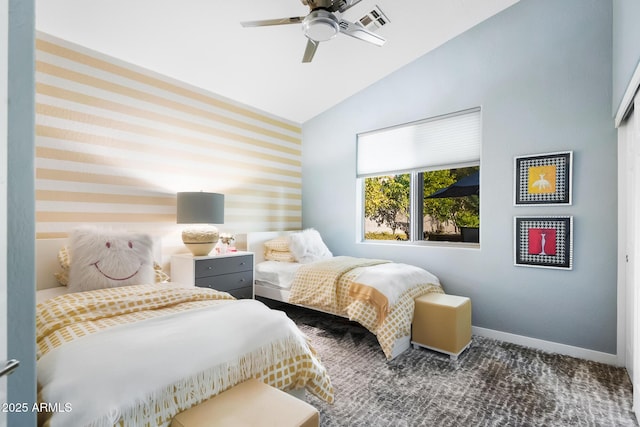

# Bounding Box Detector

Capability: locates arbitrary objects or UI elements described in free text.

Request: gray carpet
[272,301,637,427]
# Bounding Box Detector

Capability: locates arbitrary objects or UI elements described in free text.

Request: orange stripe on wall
[36,168,164,189]
[37,232,71,239]
[36,190,300,212]
[36,211,301,224]
[226,202,301,211]
[36,190,176,206]
[229,214,302,223]
[37,212,176,223]
[230,189,301,200]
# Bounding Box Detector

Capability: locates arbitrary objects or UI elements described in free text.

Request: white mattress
[36,286,69,304]
[254,261,302,289]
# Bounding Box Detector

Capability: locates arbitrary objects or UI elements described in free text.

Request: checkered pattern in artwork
[516,217,571,269]
[516,153,570,204]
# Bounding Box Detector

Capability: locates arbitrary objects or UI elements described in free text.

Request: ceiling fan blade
[338,19,386,46]
[302,39,319,63]
[241,16,305,27]
[337,0,364,14]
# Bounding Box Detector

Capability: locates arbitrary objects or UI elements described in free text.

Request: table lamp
[177,192,224,256]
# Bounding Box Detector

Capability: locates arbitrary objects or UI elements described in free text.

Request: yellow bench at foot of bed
[411,293,472,360]
[171,379,319,427]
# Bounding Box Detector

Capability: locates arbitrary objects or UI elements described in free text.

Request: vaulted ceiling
[36,0,519,123]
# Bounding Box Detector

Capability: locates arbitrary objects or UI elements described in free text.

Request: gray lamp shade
[176,192,224,224]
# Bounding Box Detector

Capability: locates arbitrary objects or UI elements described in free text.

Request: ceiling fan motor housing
[302,9,340,42]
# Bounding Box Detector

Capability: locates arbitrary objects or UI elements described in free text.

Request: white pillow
[288,229,332,264]
[68,227,155,292]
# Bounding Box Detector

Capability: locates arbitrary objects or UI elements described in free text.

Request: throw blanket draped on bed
[288,256,443,359]
[36,285,333,427]
[349,263,441,324]
[289,256,389,311]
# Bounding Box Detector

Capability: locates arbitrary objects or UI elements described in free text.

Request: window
[357,108,481,244]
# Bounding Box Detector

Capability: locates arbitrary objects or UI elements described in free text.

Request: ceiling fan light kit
[303,10,340,42]
[240,0,387,63]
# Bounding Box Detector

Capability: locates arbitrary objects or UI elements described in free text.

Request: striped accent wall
[35,32,302,255]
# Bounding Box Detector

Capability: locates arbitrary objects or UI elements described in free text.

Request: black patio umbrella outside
[426,171,479,198]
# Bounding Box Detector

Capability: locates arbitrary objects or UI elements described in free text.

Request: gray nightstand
[170,252,254,299]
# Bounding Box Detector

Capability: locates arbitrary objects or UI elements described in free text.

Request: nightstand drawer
[195,270,253,293]
[228,286,253,300]
[171,252,254,300]
[195,255,252,278]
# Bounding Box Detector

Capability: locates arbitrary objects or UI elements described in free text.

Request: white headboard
[246,231,294,264]
[36,238,164,291]
[36,238,69,290]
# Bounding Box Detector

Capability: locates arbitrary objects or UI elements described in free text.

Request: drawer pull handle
[240,262,246,265]
[208,266,213,270]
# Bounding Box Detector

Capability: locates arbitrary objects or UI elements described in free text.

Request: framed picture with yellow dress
[514,151,572,205]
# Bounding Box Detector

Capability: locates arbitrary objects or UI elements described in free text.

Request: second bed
[247,230,444,360]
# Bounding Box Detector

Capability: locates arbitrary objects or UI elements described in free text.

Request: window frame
[356,108,481,247]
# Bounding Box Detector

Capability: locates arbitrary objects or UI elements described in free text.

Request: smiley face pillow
[67,227,155,293]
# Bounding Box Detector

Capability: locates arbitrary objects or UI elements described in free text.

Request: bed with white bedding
[248,230,444,360]
[35,231,333,427]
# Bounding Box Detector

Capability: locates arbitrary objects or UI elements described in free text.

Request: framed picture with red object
[514,216,573,270]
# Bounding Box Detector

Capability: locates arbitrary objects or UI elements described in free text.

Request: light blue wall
[302,0,617,353]
[613,0,640,114]
[8,0,36,424]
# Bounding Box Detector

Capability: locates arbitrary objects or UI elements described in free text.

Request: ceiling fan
[241,0,387,63]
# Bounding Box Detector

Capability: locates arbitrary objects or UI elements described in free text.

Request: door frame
[0,0,9,424]
[617,57,640,415]
[618,101,638,410]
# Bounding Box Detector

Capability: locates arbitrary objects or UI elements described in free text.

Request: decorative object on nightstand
[171,252,254,299]
[217,233,235,255]
[177,192,224,256]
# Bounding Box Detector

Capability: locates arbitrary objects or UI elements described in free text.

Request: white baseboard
[472,326,621,366]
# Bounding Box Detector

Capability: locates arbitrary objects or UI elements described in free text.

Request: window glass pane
[364,174,410,241]
[421,166,479,243]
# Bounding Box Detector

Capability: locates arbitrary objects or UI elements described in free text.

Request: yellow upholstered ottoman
[171,379,319,427]
[411,293,472,360]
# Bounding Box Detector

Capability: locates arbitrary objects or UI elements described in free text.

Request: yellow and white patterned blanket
[36,284,334,427]
[289,257,443,359]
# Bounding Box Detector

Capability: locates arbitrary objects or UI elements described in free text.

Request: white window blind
[357,107,481,177]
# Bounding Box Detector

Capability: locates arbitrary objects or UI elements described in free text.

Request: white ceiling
[36,0,518,124]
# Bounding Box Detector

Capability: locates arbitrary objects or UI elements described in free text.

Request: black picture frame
[514,216,573,270]
[514,151,573,206]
